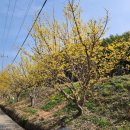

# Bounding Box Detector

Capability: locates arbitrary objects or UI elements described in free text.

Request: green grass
[89,116,111,128]
[85,99,97,112]
[94,75,130,97]
[41,93,64,111]
[41,82,81,112]
[24,107,37,115]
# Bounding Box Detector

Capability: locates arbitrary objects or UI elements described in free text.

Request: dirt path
[0,109,24,130]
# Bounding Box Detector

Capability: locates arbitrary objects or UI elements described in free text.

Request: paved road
[0,109,24,130]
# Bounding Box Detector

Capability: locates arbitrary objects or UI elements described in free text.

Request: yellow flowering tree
[30,0,130,116]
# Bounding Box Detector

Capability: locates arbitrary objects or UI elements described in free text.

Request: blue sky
[0,0,130,69]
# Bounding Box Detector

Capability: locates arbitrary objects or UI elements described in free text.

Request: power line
[5,0,18,45]
[0,0,11,71]
[11,0,48,64]
[1,0,11,45]
[12,0,34,47]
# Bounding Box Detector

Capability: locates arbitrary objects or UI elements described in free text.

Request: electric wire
[1,0,11,45]
[11,0,48,64]
[5,0,18,45]
[12,0,34,47]
[1,0,10,70]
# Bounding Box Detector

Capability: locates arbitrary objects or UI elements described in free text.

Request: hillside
[1,75,130,130]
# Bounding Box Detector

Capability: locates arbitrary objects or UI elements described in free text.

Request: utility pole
[0,53,8,70]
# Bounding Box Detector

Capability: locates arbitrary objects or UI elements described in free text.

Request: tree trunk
[74,104,83,118]
[16,93,20,102]
[73,88,86,118]
[30,95,36,107]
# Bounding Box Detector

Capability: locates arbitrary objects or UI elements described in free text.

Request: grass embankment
[0,75,130,130]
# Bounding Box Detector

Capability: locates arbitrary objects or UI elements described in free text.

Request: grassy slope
[1,75,130,130]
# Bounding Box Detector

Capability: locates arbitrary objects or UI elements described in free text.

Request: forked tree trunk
[74,88,87,117]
